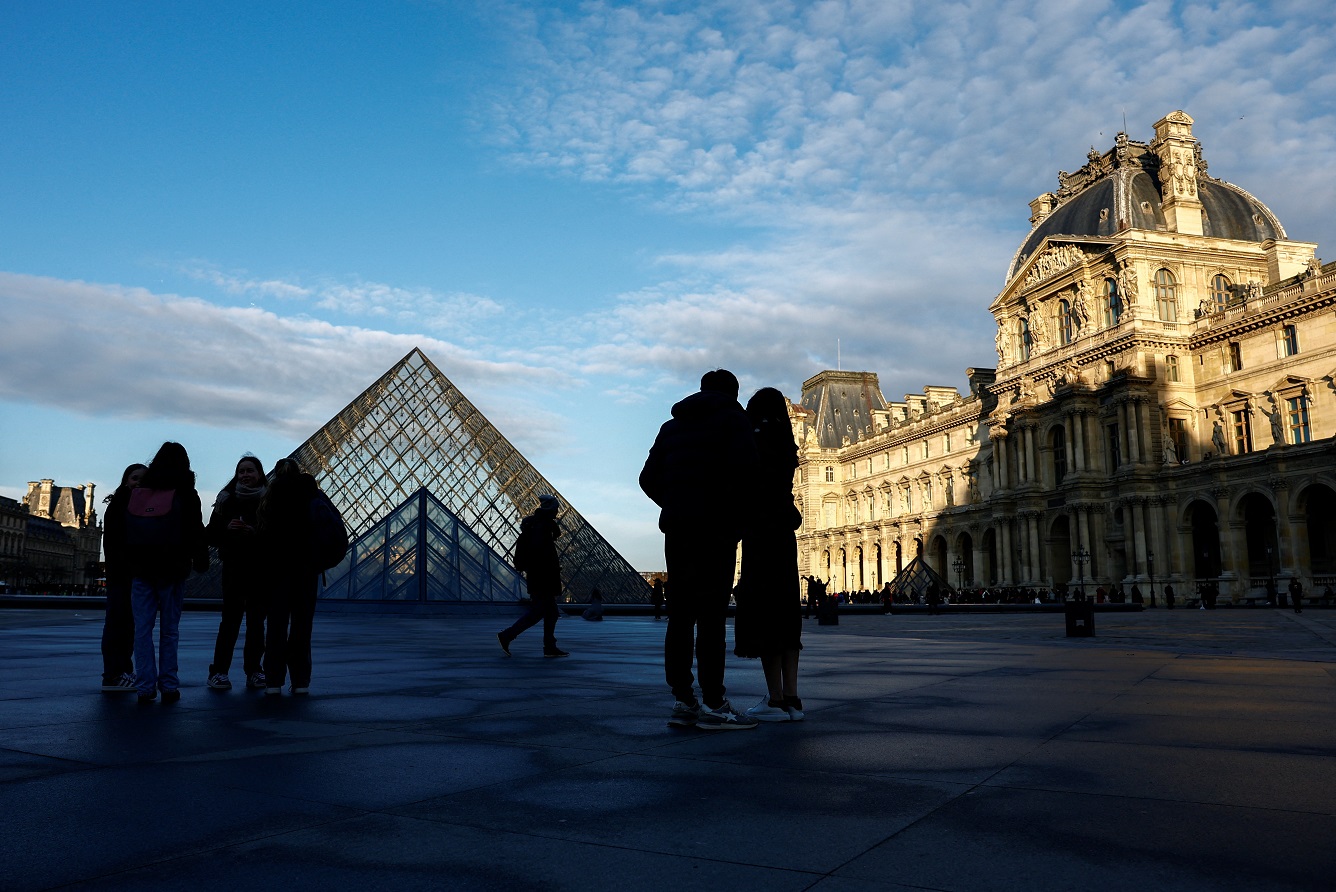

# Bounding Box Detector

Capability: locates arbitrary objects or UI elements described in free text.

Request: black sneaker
[161,689,181,705]
[137,691,157,705]
[543,648,569,658]
[498,633,511,656]
[697,699,759,730]
[102,673,136,694]
[668,700,701,728]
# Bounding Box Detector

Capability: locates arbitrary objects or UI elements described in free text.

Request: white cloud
[0,273,574,455]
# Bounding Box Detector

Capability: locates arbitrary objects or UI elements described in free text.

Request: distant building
[794,111,1336,602]
[15,479,102,593]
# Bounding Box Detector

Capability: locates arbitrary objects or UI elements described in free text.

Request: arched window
[1017,317,1032,360]
[1104,278,1121,327]
[1165,354,1180,383]
[1058,299,1074,345]
[1155,268,1178,321]
[1211,274,1232,310]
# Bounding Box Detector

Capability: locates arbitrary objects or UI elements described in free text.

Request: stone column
[1024,426,1038,485]
[1132,498,1149,579]
[972,534,987,588]
[1065,413,1077,473]
[1271,478,1295,577]
[1126,398,1142,464]
[1000,520,1014,584]
[1028,513,1043,585]
[1073,410,1087,472]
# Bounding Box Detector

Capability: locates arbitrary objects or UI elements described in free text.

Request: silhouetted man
[641,369,758,730]
[498,494,568,658]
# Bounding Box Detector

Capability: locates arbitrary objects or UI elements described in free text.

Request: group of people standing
[100,444,344,704]
[640,370,804,729]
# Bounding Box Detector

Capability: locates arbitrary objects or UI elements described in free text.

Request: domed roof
[1007,132,1286,282]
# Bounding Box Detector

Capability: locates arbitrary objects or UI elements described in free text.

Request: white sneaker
[784,697,805,722]
[745,696,792,722]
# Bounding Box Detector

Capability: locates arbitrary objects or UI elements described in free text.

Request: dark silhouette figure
[206,455,268,691]
[652,578,665,621]
[1164,583,1175,609]
[100,463,147,693]
[641,369,758,730]
[733,387,805,722]
[499,494,567,657]
[1288,577,1303,613]
[128,442,208,704]
[258,458,343,694]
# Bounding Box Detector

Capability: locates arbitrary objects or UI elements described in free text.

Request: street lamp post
[1147,550,1156,608]
[952,555,965,594]
[1071,547,1090,601]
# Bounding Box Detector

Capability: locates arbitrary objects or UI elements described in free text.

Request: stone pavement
[1,606,1334,891]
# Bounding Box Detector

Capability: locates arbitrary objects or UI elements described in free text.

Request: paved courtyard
[2,606,1334,891]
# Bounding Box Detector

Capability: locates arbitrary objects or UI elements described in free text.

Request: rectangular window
[883,453,890,470]
[1232,409,1252,454]
[1107,423,1121,468]
[1287,396,1311,444]
[1166,354,1180,383]
[1168,417,1189,462]
[866,458,873,475]
[901,446,909,465]
[1282,324,1299,357]
[825,503,836,526]
[921,440,929,460]
[848,463,856,479]
[824,466,834,483]
[943,432,952,453]
[1226,341,1242,373]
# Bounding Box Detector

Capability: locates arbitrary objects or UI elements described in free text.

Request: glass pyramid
[292,348,648,602]
[320,487,526,603]
[886,556,954,602]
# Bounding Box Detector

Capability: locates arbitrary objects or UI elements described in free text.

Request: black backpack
[309,493,350,571]
[125,488,181,550]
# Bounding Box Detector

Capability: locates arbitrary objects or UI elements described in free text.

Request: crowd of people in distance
[100,443,347,705]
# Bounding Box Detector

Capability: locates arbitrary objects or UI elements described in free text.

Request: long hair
[104,463,148,503]
[746,387,798,470]
[257,458,307,534]
[222,454,267,495]
[140,442,195,491]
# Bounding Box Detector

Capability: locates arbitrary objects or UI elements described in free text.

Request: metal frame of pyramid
[886,555,954,601]
[321,488,527,603]
[292,348,648,602]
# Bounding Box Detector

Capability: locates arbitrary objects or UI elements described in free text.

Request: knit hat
[537,494,560,512]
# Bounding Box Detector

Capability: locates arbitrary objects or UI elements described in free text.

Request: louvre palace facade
[792,111,1336,601]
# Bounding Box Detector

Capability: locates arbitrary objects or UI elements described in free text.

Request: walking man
[499,494,568,657]
[640,369,758,730]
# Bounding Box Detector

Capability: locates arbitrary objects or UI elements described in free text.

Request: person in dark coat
[100,462,146,693]
[206,455,268,692]
[1287,577,1304,613]
[128,442,208,704]
[498,494,567,656]
[733,387,805,722]
[257,458,327,695]
[640,368,758,730]
[651,577,665,621]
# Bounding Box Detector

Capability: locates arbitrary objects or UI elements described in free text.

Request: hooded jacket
[639,389,757,539]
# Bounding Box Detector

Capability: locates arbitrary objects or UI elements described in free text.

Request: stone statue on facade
[1163,438,1178,464]
[1073,280,1091,328]
[1117,260,1139,310]
[1211,420,1228,456]
[995,324,1007,364]
[1270,408,1285,445]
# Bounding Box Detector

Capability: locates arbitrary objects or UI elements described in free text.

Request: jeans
[101,579,135,683]
[663,531,737,708]
[131,577,185,695]
[501,593,559,650]
[265,570,317,689]
[211,562,266,677]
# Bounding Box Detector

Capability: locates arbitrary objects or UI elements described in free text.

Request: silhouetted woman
[258,458,327,695]
[734,387,805,721]
[206,455,268,691]
[127,442,207,704]
[100,462,146,693]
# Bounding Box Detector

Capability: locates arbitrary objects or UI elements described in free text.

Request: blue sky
[3,0,1334,570]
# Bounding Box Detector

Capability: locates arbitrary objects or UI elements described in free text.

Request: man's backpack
[309,493,350,571]
[125,488,181,550]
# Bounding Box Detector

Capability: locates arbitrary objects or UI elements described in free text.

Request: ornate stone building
[17,479,102,591]
[794,111,1336,601]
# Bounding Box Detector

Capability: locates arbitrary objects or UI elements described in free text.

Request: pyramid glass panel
[290,348,647,602]
[323,488,526,603]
